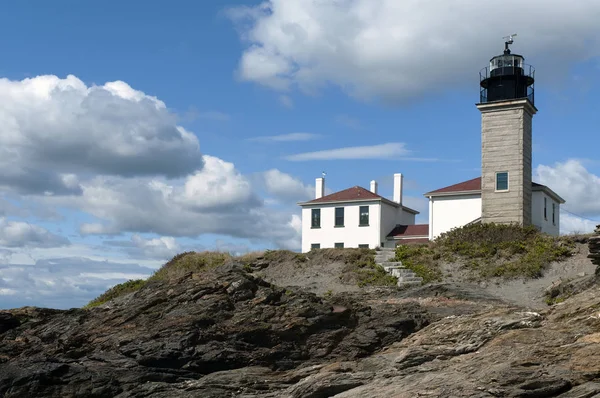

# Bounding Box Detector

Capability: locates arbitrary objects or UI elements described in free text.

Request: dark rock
[0,312,20,334]
[0,266,429,397]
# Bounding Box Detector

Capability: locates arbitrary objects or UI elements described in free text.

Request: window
[311,209,321,228]
[544,197,547,220]
[552,203,556,225]
[359,206,369,226]
[311,243,320,249]
[335,207,344,227]
[334,242,344,248]
[495,172,509,191]
[358,244,369,249]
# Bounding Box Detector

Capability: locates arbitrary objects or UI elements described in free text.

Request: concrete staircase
[374,248,423,289]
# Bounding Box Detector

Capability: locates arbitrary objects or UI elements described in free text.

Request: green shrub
[148,251,232,281]
[85,279,146,308]
[340,248,397,287]
[395,244,442,283]
[394,223,574,282]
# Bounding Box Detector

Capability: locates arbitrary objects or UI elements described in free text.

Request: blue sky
[1,0,600,309]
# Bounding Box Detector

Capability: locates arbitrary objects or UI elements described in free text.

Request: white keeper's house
[298,37,566,253]
[298,173,426,253]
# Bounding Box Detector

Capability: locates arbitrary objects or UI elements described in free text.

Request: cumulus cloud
[248,132,321,142]
[0,75,202,195]
[285,142,410,161]
[104,234,192,260]
[38,155,300,249]
[560,213,597,235]
[0,257,154,309]
[228,0,600,102]
[0,218,69,248]
[261,169,314,202]
[535,160,600,216]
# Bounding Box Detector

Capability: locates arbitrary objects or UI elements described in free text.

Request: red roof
[426,177,481,195]
[426,177,549,196]
[302,186,383,204]
[395,238,430,245]
[388,224,429,237]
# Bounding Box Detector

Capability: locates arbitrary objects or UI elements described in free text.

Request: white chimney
[315,177,325,199]
[370,180,378,194]
[393,173,403,205]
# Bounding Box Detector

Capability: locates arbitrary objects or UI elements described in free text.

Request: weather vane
[322,171,327,178]
[503,33,517,54]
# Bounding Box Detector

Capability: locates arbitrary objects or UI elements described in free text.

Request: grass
[85,279,146,308]
[84,251,234,308]
[393,223,575,282]
[147,251,232,282]
[336,247,398,287]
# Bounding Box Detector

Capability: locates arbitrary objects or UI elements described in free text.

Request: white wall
[379,203,417,248]
[380,203,398,249]
[301,201,381,252]
[429,194,482,239]
[532,191,560,236]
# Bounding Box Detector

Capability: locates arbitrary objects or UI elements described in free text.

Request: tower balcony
[479,61,535,105]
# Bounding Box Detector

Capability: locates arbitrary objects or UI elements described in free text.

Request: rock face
[1,262,600,397]
[589,225,600,269]
[0,264,428,398]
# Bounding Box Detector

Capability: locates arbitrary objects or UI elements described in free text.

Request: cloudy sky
[1,0,599,309]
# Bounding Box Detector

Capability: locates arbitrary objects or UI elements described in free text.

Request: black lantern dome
[479,34,535,105]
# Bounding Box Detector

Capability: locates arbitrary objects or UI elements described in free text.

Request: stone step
[384,268,414,275]
[379,261,402,267]
[397,281,423,288]
[397,276,423,283]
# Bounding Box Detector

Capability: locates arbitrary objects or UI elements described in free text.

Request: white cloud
[285,142,410,161]
[248,132,321,142]
[535,159,600,216]
[35,155,300,250]
[180,155,258,210]
[0,74,202,195]
[0,258,154,309]
[279,95,294,109]
[103,234,192,261]
[560,213,597,235]
[228,0,600,102]
[0,218,69,248]
[261,169,314,202]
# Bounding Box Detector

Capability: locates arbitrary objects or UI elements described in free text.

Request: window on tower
[495,172,509,191]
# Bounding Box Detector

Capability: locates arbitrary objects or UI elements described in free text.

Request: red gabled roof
[302,186,383,204]
[426,177,481,195]
[425,177,556,198]
[395,238,430,245]
[388,224,429,237]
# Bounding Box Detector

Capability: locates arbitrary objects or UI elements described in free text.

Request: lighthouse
[477,34,536,226]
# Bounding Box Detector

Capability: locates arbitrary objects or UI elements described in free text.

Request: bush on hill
[85,279,146,308]
[394,223,574,281]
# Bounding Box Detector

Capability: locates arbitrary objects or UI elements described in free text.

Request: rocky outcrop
[2,260,600,397]
[0,264,429,398]
[589,225,600,269]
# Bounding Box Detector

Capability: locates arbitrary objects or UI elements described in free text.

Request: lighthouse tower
[477,35,536,226]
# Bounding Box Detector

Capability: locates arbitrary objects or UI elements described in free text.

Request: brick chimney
[370,180,378,194]
[393,173,403,205]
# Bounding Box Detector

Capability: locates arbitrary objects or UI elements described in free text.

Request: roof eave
[424,190,481,197]
[298,198,383,207]
[532,186,566,204]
